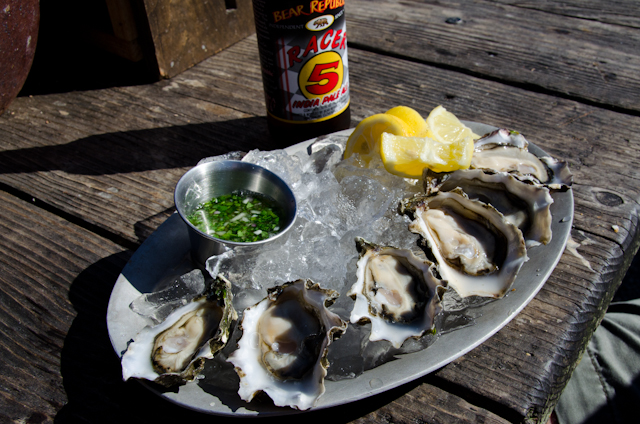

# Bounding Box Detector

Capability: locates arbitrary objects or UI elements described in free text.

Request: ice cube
[129,269,206,324]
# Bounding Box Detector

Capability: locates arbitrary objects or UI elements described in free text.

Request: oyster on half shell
[121,275,237,387]
[401,189,528,298]
[227,279,347,411]
[471,129,573,190]
[348,238,446,348]
[423,168,554,248]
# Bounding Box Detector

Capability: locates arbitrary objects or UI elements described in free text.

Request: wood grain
[139,0,255,78]
[491,0,640,28]
[346,0,640,112]
[0,190,129,423]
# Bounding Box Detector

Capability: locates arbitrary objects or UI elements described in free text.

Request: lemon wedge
[344,113,412,160]
[385,106,430,137]
[379,132,474,177]
[426,105,479,144]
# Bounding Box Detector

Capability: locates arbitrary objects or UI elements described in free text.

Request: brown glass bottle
[252,0,351,147]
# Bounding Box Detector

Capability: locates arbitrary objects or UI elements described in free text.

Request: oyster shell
[401,189,528,298]
[227,279,347,410]
[471,129,573,190]
[121,275,237,387]
[348,238,446,348]
[423,168,554,247]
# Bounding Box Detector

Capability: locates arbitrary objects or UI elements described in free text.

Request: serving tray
[106,123,574,416]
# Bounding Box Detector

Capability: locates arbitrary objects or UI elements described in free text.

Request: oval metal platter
[106,123,574,416]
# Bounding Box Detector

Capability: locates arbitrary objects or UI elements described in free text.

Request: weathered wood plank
[491,0,640,28]
[346,0,640,112]
[0,78,270,245]
[350,381,512,424]
[138,0,255,78]
[0,190,130,423]
[432,230,625,421]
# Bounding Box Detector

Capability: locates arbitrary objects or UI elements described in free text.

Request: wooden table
[2,1,639,423]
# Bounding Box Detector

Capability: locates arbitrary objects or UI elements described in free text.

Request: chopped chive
[187,190,283,243]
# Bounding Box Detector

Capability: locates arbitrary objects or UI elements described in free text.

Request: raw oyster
[121,275,237,387]
[471,129,573,190]
[401,189,528,298]
[227,279,347,410]
[348,238,446,348]
[423,168,554,247]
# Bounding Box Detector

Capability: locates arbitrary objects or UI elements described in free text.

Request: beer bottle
[252,0,351,146]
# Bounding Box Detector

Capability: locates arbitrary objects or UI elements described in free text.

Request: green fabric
[555,299,640,424]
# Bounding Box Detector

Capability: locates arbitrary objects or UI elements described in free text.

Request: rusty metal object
[0,0,39,115]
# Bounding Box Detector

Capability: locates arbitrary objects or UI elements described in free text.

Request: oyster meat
[121,275,237,387]
[423,168,554,247]
[227,279,347,410]
[471,129,573,190]
[348,238,445,348]
[401,189,528,298]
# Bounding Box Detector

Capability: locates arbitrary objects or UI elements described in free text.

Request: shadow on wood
[0,117,269,176]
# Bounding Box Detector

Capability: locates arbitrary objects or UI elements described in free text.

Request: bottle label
[253,0,350,124]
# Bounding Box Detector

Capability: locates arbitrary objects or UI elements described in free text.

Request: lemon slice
[426,105,479,144]
[344,114,412,160]
[385,106,430,137]
[380,132,474,177]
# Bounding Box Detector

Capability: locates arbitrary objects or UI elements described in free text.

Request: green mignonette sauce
[187,191,282,243]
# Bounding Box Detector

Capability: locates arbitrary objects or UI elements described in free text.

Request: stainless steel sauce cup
[174,160,298,267]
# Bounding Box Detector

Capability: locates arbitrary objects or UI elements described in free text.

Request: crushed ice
[205,136,424,311]
[129,269,206,324]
